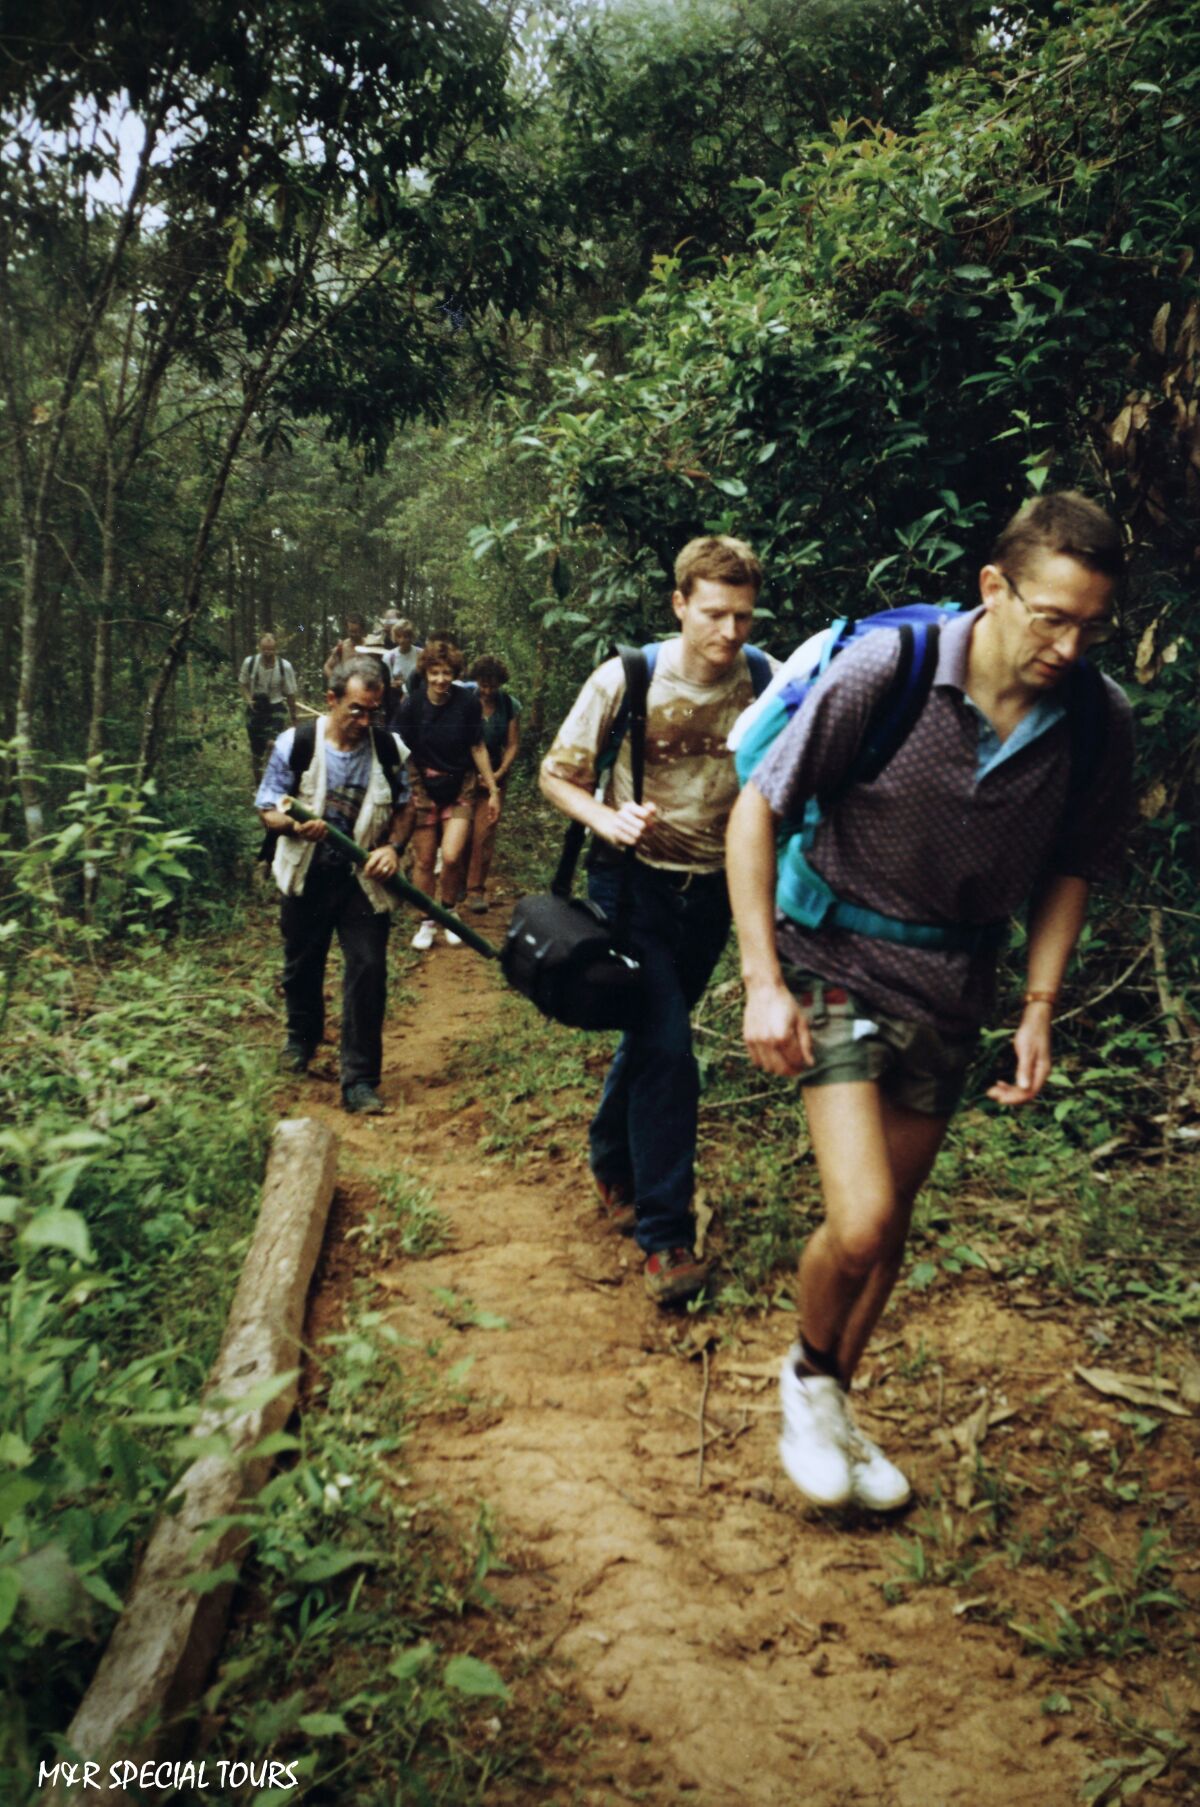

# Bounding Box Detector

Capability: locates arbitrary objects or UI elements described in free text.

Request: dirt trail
[295,931,1151,1806]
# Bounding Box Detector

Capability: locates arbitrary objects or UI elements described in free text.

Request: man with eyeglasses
[257,659,413,1113]
[727,491,1134,1513]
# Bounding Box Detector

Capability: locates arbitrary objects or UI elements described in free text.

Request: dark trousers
[247,701,287,776]
[280,863,390,1089]
[586,860,731,1255]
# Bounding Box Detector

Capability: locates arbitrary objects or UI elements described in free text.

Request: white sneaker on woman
[411,918,436,950]
[443,928,463,947]
[778,1348,852,1506]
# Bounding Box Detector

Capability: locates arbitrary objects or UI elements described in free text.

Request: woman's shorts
[411,771,475,829]
[782,967,978,1118]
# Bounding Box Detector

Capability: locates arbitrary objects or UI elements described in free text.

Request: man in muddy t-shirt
[541,536,775,1307]
[727,492,1134,1514]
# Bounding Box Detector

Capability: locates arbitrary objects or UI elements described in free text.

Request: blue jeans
[587,860,731,1254]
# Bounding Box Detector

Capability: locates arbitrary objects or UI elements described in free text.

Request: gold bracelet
[1023,989,1058,1006]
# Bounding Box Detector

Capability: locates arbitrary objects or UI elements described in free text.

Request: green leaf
[19,1207,94,1262]
[184,1561,240,1596]
[0,1431,33,1468]
[443,1654,510,1701]
[0,1475,44,1524]
[387,1641,435,1682]
[469,1310,510,1331]
[297,1712,348,1738]
[907,1261,937,1291]
[711,476,747,497]
[292,1548,386,1584]
[81,1571,127,1614]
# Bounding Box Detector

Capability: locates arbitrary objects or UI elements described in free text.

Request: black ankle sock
[796,1337,841,1384]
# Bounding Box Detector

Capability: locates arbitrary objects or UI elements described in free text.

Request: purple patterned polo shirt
[750,608,1134,1033]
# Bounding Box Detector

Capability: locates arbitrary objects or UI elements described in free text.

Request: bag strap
[743,644,773,698]
[289,715,318,783]
[1062,658,1106,805]
[550,646,651,924]
[369,724,404,807]
[815,621,940,818]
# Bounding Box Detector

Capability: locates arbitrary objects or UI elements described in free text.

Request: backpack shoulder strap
[743,644,772,698]
[598,642,657,777]
[550,646,651,900]
[818,621,940,813]
[289,716,317,784]
[369,724,404,804]
[1062,659,1107,805]
[617,645,651,805]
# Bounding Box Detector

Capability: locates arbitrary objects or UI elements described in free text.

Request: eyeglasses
[1004,575,1118,647]
[343,702,382,719]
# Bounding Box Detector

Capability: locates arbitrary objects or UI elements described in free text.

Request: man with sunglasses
[727,492,1134,1512]
[257,659,413,1113]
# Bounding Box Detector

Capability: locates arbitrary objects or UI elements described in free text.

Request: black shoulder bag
[500,647,648,1031]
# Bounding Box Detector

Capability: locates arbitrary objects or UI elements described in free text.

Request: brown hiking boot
[594,1174,637,1236]
[643,1247,709,1306]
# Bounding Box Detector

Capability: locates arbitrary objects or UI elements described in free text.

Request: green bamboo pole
[281,796,500,960]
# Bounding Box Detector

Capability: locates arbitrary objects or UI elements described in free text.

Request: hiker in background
[727,491,1134,1512]
[239,633,297,780]
[540,536,775,1306]
[385,618,423,694]
[395,639,501,950]
[324,611,368,681]
[256,658,413,1114]
[464,655,520,913]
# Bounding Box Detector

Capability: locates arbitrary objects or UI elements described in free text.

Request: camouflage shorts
[782,968,978,1118]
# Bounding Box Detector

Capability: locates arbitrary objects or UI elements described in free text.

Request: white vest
[271,717,395,912]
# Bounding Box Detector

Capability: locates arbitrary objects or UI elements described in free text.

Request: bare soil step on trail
[289,930,1196,1806]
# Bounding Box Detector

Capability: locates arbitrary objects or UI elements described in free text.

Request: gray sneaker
[778,1349,853,1506]
[342,1082,385,1114]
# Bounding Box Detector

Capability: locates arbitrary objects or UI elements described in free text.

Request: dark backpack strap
[550,646,652,911]
[369,724,404,806]
[818,622,939,813]
[1062,659,1107,805]
[288,716,317,786]
[744,644,772,698]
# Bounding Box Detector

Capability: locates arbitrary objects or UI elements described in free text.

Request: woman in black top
[395,639,500,948]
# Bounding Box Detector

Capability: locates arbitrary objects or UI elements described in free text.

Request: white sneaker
[845,1414,911,1511]
[443,927,463,947]
[778,1348,852,1506]
[411,918,436,950]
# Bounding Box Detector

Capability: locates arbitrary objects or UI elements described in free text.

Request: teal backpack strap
[780,845,1005,953]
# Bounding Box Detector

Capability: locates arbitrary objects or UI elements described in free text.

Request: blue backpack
[732,604,1107,952]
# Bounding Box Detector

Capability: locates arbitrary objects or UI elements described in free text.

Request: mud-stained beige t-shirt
[542,641,772,872]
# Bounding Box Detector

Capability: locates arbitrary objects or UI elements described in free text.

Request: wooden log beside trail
[48,1118,338,1804]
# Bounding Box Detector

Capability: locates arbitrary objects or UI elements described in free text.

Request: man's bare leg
[833,1095,950,1380]
[781,1084,950,1509]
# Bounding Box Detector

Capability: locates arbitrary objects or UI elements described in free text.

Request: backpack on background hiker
[729,603,1107,953]
[500,640,771,1030]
